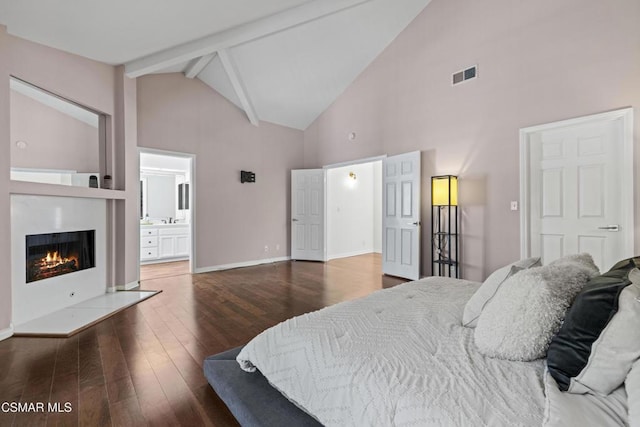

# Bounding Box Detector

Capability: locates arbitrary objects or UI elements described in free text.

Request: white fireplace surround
[11,195,107,326]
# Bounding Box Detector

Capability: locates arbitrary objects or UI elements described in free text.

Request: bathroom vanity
[140,223,190,263]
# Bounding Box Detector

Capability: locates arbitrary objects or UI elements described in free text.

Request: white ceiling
[0,0,431,130]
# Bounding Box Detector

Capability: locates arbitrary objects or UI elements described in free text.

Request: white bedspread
[237,277,546,426]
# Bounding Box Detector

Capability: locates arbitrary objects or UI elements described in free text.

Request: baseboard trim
[327,249,373,261]
[195,256,290,274]
[116,280,140,291]
[141,257,188,265]
[0,324,14,341]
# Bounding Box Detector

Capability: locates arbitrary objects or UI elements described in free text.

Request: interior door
[382,151,421,280]
[523,110,634,271]
[291,169,325,261]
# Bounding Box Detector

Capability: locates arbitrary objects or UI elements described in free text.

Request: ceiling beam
[218,49,259,127]
[125,0,375,78]
[184,53,216,79]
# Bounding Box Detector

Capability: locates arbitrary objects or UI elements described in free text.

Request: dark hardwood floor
[0,254,406,426]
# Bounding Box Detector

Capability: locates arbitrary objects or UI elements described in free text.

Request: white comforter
[237,277,546,426]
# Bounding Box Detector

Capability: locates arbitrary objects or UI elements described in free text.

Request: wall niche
[9,76,108,188]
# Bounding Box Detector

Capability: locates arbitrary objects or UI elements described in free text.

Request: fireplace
[25,230,95,283]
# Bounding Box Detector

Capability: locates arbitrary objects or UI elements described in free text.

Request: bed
[204,255,639,426]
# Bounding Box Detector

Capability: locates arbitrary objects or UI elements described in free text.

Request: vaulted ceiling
[0,0,431,130]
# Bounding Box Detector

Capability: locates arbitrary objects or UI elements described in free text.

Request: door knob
[292,218,299,222]
[598,225,619,231]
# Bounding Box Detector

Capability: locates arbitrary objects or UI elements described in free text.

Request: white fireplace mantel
[11,194,109,326]
[10,180,126,200]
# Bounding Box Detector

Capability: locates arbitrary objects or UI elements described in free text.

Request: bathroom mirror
[141,173,177,220]
[140,152,191,223]
[9,76,105,187]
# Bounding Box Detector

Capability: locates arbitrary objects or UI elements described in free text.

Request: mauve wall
[137,74,304,270]
[8,33,115,116]
[10,90,99,172]
[304,0,640,281]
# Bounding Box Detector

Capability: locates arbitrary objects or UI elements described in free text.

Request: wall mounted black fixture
[241,171,256,183]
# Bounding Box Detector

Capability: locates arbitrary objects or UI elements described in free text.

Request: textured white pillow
[462,257,541,328]
[474,254,598,361]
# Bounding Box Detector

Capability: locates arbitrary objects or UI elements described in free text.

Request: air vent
[452,65,477,85]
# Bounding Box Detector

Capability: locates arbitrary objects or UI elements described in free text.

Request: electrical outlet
[510,201,518,211]
[264,245,269,252]
[276,244,280,251]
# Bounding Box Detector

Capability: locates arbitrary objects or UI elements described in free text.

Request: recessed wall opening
[9,76,109,188]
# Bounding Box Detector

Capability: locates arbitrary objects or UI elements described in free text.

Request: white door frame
[138,147,196,275]
[519,108,634,259]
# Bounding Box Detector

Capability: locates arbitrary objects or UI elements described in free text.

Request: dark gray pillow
[547,257,640,394]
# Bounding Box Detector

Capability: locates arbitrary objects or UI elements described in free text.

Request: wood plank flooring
[140,261,190,281]
[0,254,406,426]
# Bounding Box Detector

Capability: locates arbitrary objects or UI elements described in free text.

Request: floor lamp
[431,175,459,278]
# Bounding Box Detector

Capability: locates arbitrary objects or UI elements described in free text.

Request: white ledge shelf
[9,180,126,200]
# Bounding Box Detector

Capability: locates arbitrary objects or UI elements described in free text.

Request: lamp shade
[432,175,458,206]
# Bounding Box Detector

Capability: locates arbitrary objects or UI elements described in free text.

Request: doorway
[292,152,422,281]
[325,160,383,260]
[519,108,634,271]
[139,149,195,275]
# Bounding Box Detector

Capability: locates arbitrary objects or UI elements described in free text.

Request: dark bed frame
[204,346,322,427]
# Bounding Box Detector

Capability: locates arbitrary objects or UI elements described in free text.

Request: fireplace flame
[40,251,76,269]
[46,251,57,264]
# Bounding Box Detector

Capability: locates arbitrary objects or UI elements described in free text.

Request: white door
[521,109,634,271]
[382,151,421,280]
[291,169,325,261]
